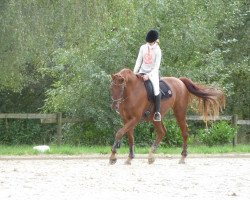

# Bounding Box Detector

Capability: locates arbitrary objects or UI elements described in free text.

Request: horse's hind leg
[148,121,166,164]
[173,107,189,164]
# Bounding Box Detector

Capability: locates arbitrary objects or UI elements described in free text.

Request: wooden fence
[0,113,82,145]
[0,113,249,145]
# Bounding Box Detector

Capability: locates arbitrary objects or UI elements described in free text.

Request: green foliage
[224,61,250,118]
[0,0,249,145]
[42,47,120,131]
[133,120,183,147]
[163,120,183,147]
[62,123,114,146]
[134,123,155,147]
[0,119,55,145]
[198,121,237,146]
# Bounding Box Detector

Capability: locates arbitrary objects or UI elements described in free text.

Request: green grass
[0,144,249,155]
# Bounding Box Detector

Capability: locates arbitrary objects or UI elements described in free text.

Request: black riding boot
[153,94,161,121]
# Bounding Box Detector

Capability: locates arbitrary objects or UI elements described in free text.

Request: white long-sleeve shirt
[133,43,162,95]
[133,43,162,79]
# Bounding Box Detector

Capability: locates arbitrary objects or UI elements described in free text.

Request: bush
[198,121,237,146]
[133,120,184,147]
[62,123,114,146]
[0,119,55,145]
[133,119,184,147]
[163,120,183,147]
[134,122,155,147]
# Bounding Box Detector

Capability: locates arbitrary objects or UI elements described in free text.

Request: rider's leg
[149,74,161,121]
[154,93,161,121]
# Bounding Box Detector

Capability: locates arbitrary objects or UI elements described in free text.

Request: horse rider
[133,29,162,121]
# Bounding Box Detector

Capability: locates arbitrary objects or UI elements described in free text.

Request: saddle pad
[144,80,172,102]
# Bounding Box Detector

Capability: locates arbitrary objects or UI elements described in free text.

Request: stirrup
[153,112,161,121]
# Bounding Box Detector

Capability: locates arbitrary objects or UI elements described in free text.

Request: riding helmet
[146,30,159,43]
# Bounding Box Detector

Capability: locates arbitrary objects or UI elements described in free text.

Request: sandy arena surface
[0,154,250,200]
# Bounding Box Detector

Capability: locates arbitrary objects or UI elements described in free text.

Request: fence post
[5,118,9,134]
[232,114,238,147]
[56,112,62,145]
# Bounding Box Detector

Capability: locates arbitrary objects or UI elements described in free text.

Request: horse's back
[161,77,187,92]
[161,76,189,104]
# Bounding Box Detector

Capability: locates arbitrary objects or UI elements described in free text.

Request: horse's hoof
[148,157,155,164]
[109,158,117,165]
[124,158,132,165]
[178,158,186,164]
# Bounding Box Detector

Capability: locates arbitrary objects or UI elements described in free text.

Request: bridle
[111,77,127,112]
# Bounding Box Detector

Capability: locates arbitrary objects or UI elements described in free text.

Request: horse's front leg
[109,118,137,165]
[124,129,135,165]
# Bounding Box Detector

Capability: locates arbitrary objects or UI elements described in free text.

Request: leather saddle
[144,80,172,102]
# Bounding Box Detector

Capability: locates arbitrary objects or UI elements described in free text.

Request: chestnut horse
[110,68,225,164]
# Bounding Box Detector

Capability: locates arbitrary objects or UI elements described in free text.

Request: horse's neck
[126,77,144,96]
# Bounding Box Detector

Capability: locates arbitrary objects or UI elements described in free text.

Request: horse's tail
[179,77,226,122]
